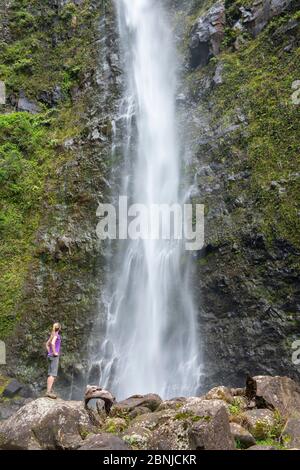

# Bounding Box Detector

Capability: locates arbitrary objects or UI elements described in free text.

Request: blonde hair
[49,322,61,341]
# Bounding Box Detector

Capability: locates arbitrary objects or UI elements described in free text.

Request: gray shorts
[48,355,59,377]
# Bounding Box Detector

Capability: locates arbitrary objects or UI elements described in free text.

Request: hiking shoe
[46,392,57,399]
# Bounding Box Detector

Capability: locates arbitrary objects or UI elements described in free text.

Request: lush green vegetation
[214,10,300,248]
[0,112,50,337]
[0,0,100,338]
[228,397,243,415]
[251,411,285,440]
[187,5,300,250]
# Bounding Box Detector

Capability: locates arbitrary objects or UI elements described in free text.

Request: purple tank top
[48,333,61,357]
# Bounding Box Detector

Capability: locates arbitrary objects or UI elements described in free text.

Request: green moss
[0,0,102,339]
[0,375,10,395]
[174,411,210,422]
[0,112,51,337]
[0,0,100,100]
[255,437,287,450]
[205,11,300,248]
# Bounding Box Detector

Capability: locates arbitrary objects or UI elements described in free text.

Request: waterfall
[90,0,201,400]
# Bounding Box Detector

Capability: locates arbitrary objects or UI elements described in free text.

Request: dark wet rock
[38,85,63,107]
[189,2,225,68]
[79,433,130,450]
[271,18,299,45]
[230,422,256,448]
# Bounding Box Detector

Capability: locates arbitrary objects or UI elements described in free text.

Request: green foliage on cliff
[214,11,300,248]
[0,0,101,339]
[0,0,98,100]
[0,112,50,338]
[188,4,300,249]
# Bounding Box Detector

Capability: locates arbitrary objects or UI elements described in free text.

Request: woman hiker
[45,322,61,399]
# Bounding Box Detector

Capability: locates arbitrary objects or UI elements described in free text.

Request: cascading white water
[92,0,201,399]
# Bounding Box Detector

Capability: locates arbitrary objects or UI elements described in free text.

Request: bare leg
[47,376,55,393]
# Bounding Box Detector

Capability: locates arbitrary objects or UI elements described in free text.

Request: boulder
[111,393,162,416]
[78,433,130,450]
[242,409,275,439]
[84,385,115,415]
[205,386,234,403]
[104,417,128,434]
[246,375,300,417]
[128,406,153,419]
[281,418,300,448]
[183,399,235,450]
[230,422,256,449]
[157,397,187,411]
[0,398,94,450]
[189,2,225,69]
[146,410,193,450]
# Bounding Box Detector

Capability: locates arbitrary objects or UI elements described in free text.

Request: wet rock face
[171,0,300,391]
[189,2,226,68]
[2,0,121,393]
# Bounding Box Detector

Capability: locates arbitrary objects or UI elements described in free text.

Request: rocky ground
[0,375,300,450]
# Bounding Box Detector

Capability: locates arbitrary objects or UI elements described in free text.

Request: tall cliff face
[169,0,300,388]
[0,0,121,391]
[0,0,299,394]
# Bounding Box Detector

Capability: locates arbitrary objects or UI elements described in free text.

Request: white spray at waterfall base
[90,0,202,399]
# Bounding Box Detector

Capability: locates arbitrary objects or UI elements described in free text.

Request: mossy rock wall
[0,0,120,393]
[172,0,300,388]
